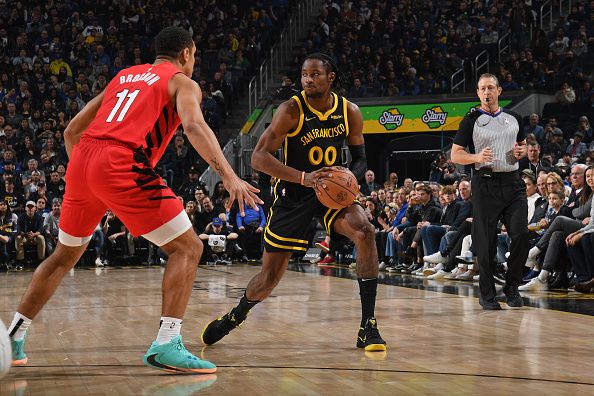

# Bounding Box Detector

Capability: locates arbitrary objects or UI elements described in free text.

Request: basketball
[0,319,11,379]
[315,167,359,209]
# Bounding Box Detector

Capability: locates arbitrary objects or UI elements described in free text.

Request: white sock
[528,246,541,259]
[8,312,32,341]
[156,317,182,345]
[537,270,550,282]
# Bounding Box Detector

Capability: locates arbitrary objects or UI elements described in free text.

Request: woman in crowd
[185,200,198,223]
[521,166,594,290]
[376,204,397,267]
[565,166,594,292]
[211,181,230,214]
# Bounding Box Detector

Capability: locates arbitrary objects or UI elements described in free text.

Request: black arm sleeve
[513,112,526,142]
[453,114,474,148]
[348,144,367,182]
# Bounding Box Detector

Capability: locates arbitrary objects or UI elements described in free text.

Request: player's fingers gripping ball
[315,166,359,209]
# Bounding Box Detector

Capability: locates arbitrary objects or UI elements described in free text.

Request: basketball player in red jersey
[201,53,386,351]
[6,27,261,373]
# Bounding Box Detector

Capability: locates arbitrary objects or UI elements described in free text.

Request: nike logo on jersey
[305,116,316,121]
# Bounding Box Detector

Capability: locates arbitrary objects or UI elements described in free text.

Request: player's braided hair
[155,26,194,58]
[303,52,343,89]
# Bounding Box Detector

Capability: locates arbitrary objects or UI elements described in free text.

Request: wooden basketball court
[1,263,593,395]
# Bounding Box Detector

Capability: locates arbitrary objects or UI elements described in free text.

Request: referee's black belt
[474,168,518,178]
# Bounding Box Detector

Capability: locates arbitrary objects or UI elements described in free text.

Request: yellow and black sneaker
[201,310,244,346]
[356,318,387,351]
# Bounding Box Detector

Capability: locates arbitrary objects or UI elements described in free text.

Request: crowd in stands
[0,0,294,267]
[94,173,270,267]
[275,0,594,98]
[4,118,594,296]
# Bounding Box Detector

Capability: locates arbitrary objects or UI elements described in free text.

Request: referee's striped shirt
[454,108,525,172]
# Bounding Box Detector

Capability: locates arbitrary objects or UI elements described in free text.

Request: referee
[451,73,529,310]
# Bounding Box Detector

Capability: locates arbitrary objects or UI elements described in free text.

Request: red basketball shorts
[58,138,191,246]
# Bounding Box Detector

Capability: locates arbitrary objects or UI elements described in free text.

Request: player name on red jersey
[118,72,161,86]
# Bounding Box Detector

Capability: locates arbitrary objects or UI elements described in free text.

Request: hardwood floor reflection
[1,264,593,395]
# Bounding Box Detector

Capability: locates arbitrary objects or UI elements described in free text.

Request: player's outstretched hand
[303,167,334,189]
[224,176,263,216]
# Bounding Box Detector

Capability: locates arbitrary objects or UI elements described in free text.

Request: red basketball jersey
[83,62,183,167]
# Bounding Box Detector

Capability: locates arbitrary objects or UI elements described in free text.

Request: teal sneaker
[11,337,28,366]
[143,335,216,374]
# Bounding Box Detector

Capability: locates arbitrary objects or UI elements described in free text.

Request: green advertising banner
[360,100,511,134]
[240,108,263,134]
[259,99,513,135]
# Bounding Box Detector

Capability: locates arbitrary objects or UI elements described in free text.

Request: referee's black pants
[471,171,529,303]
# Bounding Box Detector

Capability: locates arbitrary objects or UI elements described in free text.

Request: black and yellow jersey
[264,91,350,251]
[283,91,350,174]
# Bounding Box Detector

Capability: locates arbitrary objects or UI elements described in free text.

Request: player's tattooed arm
[173,74,262,214]
[210,158,225,177]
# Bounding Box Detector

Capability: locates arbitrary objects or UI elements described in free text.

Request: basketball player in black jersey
[201,53,386,351]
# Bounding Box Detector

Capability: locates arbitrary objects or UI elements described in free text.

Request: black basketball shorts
[264,184,344,253]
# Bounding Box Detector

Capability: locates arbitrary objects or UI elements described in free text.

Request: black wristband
[348,144,367,182]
